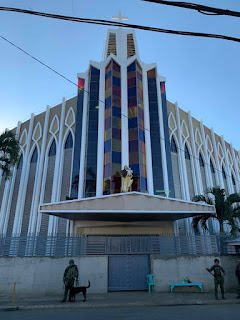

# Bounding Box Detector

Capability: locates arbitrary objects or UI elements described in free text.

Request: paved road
[0,305,240,320]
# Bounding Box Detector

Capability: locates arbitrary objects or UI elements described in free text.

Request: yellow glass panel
[128,107,137,118]
[112,117,121,129]
[112,139,121,152]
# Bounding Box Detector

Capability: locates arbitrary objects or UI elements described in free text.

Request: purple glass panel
[112,128,121,140]
[105,117,111,130]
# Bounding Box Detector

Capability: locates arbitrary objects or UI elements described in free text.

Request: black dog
[69,281,90,302]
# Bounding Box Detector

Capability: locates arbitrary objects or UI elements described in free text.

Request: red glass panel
[112,86,121,97]
[129,150,139,164]
[127,77,136,88]
[113,61,120,72]
[147,69,156,78]
[78,78,85,89]
[160,82,166,93]
[105,107,112,119]
[129,128,138,141]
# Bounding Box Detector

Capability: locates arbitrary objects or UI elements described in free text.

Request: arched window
[170,137,181,199]
[48,140,56,157]
[232,174,237,193]
[64,133,73,149]
[222,166,228,194]
[31,148,38,163]
[210,159,217,187]
[199,153,207,194]
[17,154,23,169]
[184,144,194,200]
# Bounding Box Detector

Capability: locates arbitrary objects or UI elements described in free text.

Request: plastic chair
[146,274,156,293]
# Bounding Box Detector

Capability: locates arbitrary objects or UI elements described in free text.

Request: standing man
[206,258,226,300]
[235,260,240,299]
[61,259,79,302]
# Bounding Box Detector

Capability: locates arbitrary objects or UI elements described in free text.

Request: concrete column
[78,73,89,199]
[142,66,154,195]
[96,65,105,197]
[175,103,188,200]
[0,121,21,234]
[200,120,211,189]
[188,112,201,194]
[28,106,50,235]
[230,143,240,192]
[121,61,129,168]
[12,114,35,236]
[221,135,233,194]
[211,128,223,188]
[156,77,169,196]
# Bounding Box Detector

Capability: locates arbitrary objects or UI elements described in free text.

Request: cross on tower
[111,11,128,23]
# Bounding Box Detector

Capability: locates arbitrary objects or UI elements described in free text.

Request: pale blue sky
[0,0,239,149]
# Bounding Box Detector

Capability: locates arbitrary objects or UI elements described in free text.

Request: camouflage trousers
[214,277,224,298]
[63,279,74,301]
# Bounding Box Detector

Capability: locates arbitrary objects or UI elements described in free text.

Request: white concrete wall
[152,255,240,292]
[0,255,239,297]
[0,256,108,296]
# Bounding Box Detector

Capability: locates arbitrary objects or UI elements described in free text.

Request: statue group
[121,165,133,192]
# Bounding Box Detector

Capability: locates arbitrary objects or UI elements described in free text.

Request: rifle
[206,268,217,278]
[205,268,224,278]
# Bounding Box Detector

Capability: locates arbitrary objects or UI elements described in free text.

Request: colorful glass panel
[103,60,122,194]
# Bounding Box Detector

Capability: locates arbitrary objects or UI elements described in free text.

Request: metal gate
[108,255,150,291]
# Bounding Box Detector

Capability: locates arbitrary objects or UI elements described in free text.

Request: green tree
[0,131,20,179]
[192,187,240,234]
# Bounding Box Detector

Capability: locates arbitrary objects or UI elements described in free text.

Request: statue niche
[121,165,133,192]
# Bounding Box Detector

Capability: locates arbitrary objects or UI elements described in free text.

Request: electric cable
[0,6,240,43]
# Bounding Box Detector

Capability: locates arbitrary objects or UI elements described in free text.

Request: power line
[1,33,239,186]
[142,0,240,18]
[0,6,240,43]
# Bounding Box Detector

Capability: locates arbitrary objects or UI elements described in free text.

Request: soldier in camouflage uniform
[61,259,79,302]
[206,258,226,300]
[235,260,240,299]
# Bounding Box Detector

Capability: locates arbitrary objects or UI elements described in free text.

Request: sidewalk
[0,292,239,310]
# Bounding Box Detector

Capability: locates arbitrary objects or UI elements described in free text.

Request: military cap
[69,259,74,264]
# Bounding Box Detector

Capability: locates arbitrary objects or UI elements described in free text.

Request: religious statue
[121,165,133,192]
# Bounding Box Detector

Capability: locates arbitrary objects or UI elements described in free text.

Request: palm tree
[0,131,20,179]
[192,187,240,235]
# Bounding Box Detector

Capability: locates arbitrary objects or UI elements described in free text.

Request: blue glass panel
[131,164,140,176]
[128,86,136,98]
[140,177,147,191]
[104,139,111,153]
[105,71,112,80]
[91,66,100,76]
[105,96,112,108]
[128,117,138,129]
[139,129,145,142]
[127,62,136,72]
[112,76,120,87]
[112,151,121,164]
[112,106,121,118]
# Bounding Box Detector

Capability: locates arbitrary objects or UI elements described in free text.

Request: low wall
[151,255,240,292]
[0,255,239,296]
[0,256,108,296]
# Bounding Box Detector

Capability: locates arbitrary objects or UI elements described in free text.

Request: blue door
[108,255,149,291]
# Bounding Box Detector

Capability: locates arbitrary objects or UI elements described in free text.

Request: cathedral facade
[0,27,239,237]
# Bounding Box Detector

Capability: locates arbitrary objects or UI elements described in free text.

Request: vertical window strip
[147,68,164,196]
[84,66,100,198]
[128,61,147,192]
[103,60,121,195]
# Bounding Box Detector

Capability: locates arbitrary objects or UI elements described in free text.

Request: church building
[1,24,240,239]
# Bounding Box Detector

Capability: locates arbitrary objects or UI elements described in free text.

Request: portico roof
[39,192,215,222]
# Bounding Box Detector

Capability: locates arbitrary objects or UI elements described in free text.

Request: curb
[0,300,239,311]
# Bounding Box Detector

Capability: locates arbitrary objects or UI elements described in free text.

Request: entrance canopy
[40,192,215,222]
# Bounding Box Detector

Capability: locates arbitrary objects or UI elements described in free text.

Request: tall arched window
[232,174,237,193]
[170,137,182,199]
[6,154,23,236]
[199,153,207,194]
[184,145,194,200]
[57,132,74,235]
[222,166,228,194]
[21,147,38,236]
[39,139,57,235]
[210,159,217,187]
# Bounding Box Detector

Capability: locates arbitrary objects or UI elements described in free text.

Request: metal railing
[0,234,236,257]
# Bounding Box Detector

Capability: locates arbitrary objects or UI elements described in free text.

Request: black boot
[61,299,66,303]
